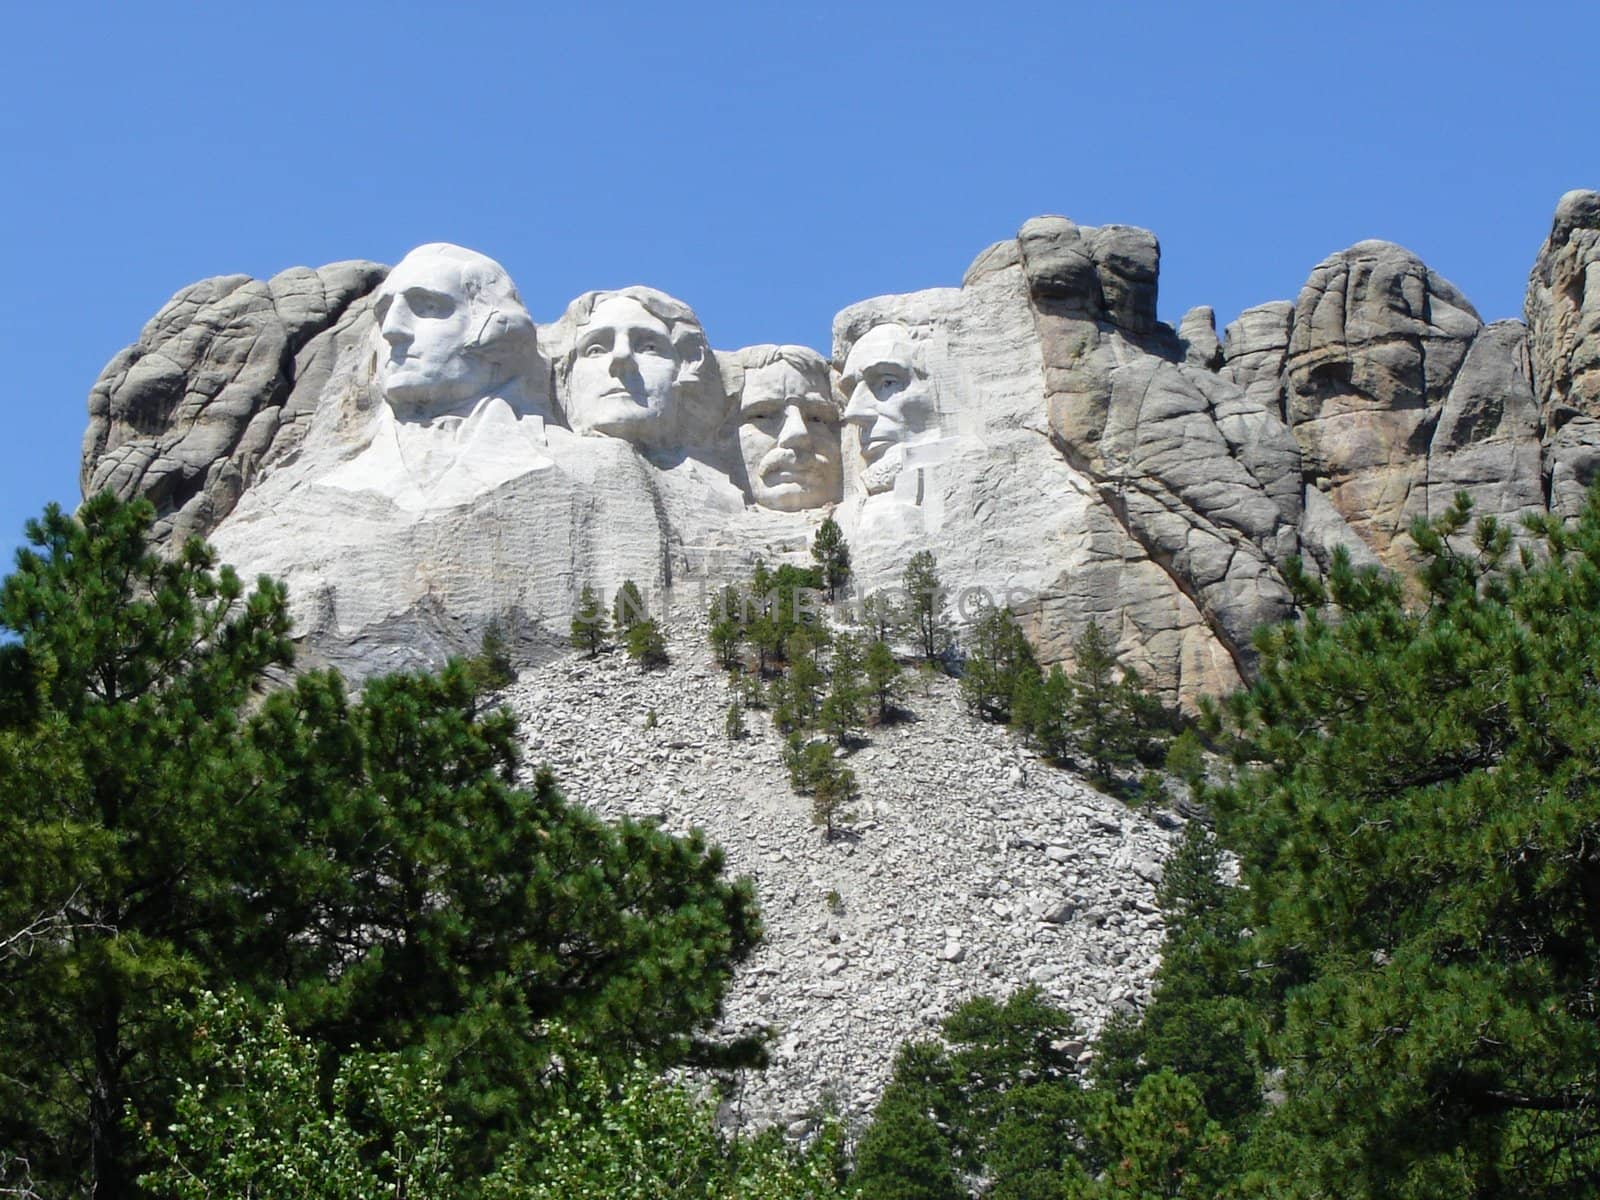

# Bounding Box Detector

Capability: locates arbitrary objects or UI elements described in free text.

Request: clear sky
[2,0,1595,562]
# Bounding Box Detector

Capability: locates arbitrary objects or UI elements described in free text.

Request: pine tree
[1065,619,1126,780]
[860,590,901,644]
[855,989,1084,1199]
[852,1093,964,1200]
[1091,822,1260,1126]
[1015,620,1167,784]
[1013,662,1075,761]
[902,551,947,666]
[0,497,761,1194]
[469,617,516,690]
[0,494,296,1197]
[625,617,668,669]
[810,756,859,841]
[570,584,609,658]
[863,639,903,725]
[611,579,647,633]
[959,604,1040,722]
[1196,490,1600,1194]
[706,584,744,671]
[820,633,866,745]
[745,562,782,675]
[810,516,852,602]
[774,629,824,732]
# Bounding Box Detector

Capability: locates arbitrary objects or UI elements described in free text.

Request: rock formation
[79,191,1600,703]
[82,260,385,543]
[1529,190,1600,516]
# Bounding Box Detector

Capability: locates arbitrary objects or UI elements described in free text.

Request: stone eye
[407,290,453,319]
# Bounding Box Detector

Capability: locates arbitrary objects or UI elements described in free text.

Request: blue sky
[2,0,1595,562]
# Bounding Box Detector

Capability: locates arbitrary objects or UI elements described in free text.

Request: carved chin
[573,397,670,442]
[382,363,500,416]
[861,455,900,495]
[754,479,825,511]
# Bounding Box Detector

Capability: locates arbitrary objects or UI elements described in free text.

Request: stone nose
[776,404,809,447]
[379,299,414,347]
[608,332,638,373]
[843,380,876,424]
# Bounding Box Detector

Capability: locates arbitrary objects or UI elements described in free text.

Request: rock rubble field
[502,614,1178,1131]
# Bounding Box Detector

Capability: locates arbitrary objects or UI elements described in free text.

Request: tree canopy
[0,495,761,1197]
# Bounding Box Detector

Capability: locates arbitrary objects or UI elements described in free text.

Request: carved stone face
[567,296,682,442]
[840,323,937,494]
[374,246,513,420]
[739,358,842,511]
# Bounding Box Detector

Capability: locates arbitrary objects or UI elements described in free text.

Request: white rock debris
[500,613,1179,1129]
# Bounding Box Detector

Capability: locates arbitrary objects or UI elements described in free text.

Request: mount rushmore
[80,190,1600,701]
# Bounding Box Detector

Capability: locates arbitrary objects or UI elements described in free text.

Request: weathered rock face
[82,261,387,544]
[1000,216,1299,677]
[1282,242,1484,565]
[78,192,1599,702]
[1529,189,1600,515]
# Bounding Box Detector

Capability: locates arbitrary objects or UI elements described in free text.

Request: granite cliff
[82,192,1600,704]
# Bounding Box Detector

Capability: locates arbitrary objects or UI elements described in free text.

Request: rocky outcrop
[1528,189,1600,515]
[999,216,1300,675]
[82,261,386,543]
[75,191,1600,703]
[1423,320,1543,523]
[1284,241,1483,565]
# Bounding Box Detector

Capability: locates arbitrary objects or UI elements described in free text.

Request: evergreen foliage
[611,578,647,633]
[570,584,609,658]
[863,639,903,725]
[1013,621,1168,786]
[860,591,901,644]
[1057,1071,1236,1199]
[854,989,1085,1200]
[773,629,825,732]
[1011,663,1075,761]
[624,617,669,669]
[707,583,744,671]
[810,755,859,840]
[0,496,759,1196]
[469,618,517,690]
[902,551,948,665]
[781,734,857,839]
[1091,823,1260,1127]
[1202,491,1600,1195]
[745,561,784,674]
[811,516,852,602]
[1162,728,1207,793]
[725,699,746,741]
[958,604,1039,722]
[821,633,866,745]
[0,494,295,1196]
